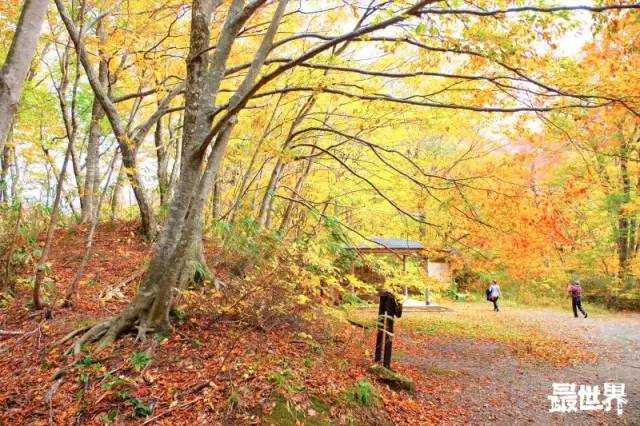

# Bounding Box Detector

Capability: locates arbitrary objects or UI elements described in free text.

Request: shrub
[346,379,378,406]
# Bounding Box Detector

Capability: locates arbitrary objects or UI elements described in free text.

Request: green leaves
[131,351,152,372]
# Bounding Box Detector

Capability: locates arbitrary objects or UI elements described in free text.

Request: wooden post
[374,291,402,370]
[403,255,408,296]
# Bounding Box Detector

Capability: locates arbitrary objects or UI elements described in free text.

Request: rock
[368,364,415,393]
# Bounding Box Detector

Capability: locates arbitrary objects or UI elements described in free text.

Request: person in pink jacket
[567,280,588,318]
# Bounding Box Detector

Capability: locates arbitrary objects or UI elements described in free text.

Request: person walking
[486,280,501,312]
[567,280,588,318]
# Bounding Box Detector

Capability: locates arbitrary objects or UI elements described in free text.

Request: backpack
[570,284,582,298]
[485,288,492,300]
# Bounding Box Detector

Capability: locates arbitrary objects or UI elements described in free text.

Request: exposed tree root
[69,249,203,352]
[50,324,93,348]
[68,320,112,356]
[45,376,64,425]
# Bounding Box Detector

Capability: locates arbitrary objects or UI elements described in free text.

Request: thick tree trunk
[94,0,236,345]
[0,0,49,152]
[65,0,434,350]
[91,0,289,347]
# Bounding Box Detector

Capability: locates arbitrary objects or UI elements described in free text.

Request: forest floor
[0,221,638,425]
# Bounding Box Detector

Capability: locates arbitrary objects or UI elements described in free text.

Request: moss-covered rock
[368,364,415,393]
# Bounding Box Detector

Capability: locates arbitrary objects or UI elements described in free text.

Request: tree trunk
[86,0,289,348]
[110,162,124,220]
[257,158,284,229]
[278,153,314,234]
[155,115,170,205]
[0,142,11,204]
[617,139,632,284]
[10,145,19,200]
[0,0,49,152]
[257,96,315,229]
[56,0,158,238]
[33,139,72,309]
[227,93,283,223]
[211,176,221,221]
[81,19,109,223]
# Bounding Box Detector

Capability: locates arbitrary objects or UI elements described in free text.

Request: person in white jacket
[487,280,501,312]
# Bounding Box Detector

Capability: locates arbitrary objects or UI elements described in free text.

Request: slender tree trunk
[2,202,22,293]
[278,153,314,234]
[53,38,83,215]
[227,93,283,222]
[33,140,72,309]
[64,150,119,305]
[56,0,159,238]
[0,119,14,203]
[110,162,124,220]
[257,158,284,229]
[257,96,315,229]
[211,177,221,221]
[10,146,19,200]
[163,115,182,205]
[155,115,170,205]
[41,144,78,216]
[0,0,49,152]
[617,139,632,284]
[0,143,11,203]
[81,19,109,223]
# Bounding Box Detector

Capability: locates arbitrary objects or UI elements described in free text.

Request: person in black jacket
[374,290,402,369]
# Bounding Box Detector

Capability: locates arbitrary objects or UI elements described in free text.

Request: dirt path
[396,304,640,425]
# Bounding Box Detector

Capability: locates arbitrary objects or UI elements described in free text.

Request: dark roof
[351,237,424,253]
[366,237,424,250]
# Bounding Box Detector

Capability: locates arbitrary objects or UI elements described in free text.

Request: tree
[49,0,638,348]
[0,0,49,153]
[54,0,186,239]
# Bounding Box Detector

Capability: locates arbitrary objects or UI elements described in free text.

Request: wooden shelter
[349,237,452,284]
[353,237,425,273]
[354,237,425,256]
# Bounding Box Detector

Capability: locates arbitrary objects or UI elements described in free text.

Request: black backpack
[485,288,492,300]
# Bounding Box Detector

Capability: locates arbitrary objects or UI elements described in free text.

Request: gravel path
[397,305,640,425]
